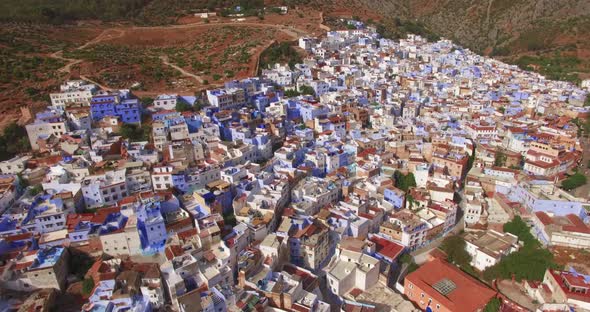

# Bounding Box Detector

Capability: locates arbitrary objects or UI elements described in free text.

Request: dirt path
[78,28,125,50]
[159,55,205,83]
[80,74,112,91]
[51,50,82,73]
[52,28,126,74]
[129,20,307,39]
[48,19,311,90]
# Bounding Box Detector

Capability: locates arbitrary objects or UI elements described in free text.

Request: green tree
[504,216,537,247]
[175,100,193,112]
[29,184,43,196]
[82,277,95,295]
[222,211,237,227]
[393,170,404,188]
[407,261,419,273]
[561,172,587,190]
[299,85,315,96]
[141,97,154,107]
[404,173,417,190]
[440,235,472,269]
[483,216,560,281]
[466,151,475,172]
[284,89,301,97]
[119,124,150,141]
[17,173,29,190]
[399,253,413,264]
[0,122,31,161]
[483,297,501,312]
[406,194,415,209]
[399,253,419,273]
[393,170,416,192]
[69,252,95,279]
[259,41,303,71]
[494,150,507,167]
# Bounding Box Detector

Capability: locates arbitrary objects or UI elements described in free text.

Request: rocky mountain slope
[334,0,590,82]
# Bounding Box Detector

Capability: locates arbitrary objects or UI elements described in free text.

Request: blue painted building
[383,186,405,209]
[90,94,141,124]
[298,101,330,122]
[90,94,117,121]
[116,99,142,124]
[286,100,301,121]
[137,202,167,251]
[253,94,270,112]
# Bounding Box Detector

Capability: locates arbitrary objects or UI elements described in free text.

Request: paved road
[411,191,465,264]
[571,136,590,199]
[412,216,465,264]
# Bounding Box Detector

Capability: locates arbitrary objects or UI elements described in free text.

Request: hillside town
[1,22,590,312]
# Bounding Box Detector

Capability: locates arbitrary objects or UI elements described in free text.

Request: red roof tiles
[405,258,496,312]
[369,235,404,261]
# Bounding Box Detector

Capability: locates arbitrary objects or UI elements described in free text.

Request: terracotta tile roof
[118,195,138,206]
[166,217,193,232]
[405,258,496,312]
[177,228,198,241]
[563,214,590,234]
[165,245,184,260]
[14,261,34,270]
[349,288,363,298]
[90,207,121,224]
[66,213,94,231]
[3,232,32,242]
[292,303,311,312]
[549,270,590,302]
[369,235,404,261]
[535,212,554,227]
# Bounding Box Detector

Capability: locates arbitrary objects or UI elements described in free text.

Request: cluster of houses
[1,24,590,312]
